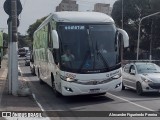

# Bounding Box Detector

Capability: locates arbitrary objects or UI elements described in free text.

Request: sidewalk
[0,56,41,118]
[0,57,8,111]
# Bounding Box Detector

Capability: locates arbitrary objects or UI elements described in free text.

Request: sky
[0,0,117,35]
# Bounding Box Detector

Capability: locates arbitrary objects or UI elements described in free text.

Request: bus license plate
[90,88,100,93]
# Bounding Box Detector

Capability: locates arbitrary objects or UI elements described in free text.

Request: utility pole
[122,0,124,29]
[121,0,124,64]
[9,0,18,95]
[136,11,160,60]
[4,0,22,95]
[149,20,154,60]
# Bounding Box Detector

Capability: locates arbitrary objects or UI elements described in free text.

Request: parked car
[18,48,26,57]
[122,62,160,95]
[25,52,30,66]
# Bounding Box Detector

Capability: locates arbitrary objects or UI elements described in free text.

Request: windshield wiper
[78,50,90,72]
[94,39,110,70]
[97,51,110,70]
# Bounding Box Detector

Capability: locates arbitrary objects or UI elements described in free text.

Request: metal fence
[122,60,160,66]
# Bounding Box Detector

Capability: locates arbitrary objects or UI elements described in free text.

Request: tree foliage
[27,16,47,41]
[18,33,31,48]
[3,32,9,47]
[112,0,160,59]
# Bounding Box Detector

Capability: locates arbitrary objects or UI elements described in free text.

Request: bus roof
[35,11,114,34]
[53,11,114,23]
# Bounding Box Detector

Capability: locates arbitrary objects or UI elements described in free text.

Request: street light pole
[149,21,154,60]
[120,0,124,63]
[9,0,18,95]
[136,11,160,60]
[122,0,124,29]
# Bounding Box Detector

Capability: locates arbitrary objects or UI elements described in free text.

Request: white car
[122,62,160,95]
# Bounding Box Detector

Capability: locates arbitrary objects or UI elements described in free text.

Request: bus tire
[39,78,44,85]
[51,74,61,97]
[38,69,44,85]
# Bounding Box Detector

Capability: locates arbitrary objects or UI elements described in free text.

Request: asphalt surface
[18,59,160,120]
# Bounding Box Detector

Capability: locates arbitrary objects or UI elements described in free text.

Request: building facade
[94,3,112,15]
[56,0,78,12]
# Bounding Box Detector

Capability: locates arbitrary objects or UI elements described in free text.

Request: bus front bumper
[61,79,122,96]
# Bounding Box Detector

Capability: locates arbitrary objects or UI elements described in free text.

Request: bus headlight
[111,73,122,79]
[60,75,77,82]
[66,77,77,82]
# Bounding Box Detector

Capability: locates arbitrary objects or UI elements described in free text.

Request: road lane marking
[32,93,45,111]
[18,66,23,76]
[18,67,51,120]
[107,92,154,111]
[18,67,45,110]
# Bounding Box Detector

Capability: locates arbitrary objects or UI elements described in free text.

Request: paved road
[19,60,160,120]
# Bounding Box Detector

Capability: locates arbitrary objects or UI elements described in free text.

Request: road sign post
[4,0,22,95]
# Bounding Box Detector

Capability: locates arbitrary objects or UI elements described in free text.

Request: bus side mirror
[52,30,59,49]
[118,29,129,48]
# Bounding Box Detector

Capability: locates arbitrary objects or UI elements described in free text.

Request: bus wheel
[39,78,44,84]
[38,69,44,84]
[31,66,36,76]
[51,74,61,97]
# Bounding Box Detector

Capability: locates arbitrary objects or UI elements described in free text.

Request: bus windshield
[58,24,121,73]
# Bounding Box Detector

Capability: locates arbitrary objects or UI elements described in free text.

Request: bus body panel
[33,12,127,96]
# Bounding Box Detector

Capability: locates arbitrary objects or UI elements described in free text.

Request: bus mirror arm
[118,28,129,48]
[52,30,59,49]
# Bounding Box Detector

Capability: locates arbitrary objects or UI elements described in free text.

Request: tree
[111,0,160,59]
[112,0,151,47]
[150,0,160,47]
[27,16,47,41]
[151,0,160,12]
[3,32,9,47]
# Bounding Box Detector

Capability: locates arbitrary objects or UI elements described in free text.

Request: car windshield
[136,63,160,74]
[58,23,121,73]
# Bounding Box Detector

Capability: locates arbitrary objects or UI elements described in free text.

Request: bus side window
[48,23,53,48]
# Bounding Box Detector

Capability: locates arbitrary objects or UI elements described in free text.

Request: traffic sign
[7,17,20,27]
[3,0,22,16]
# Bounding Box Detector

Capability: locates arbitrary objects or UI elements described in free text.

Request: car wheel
[136,82,143,95]
[122,82,125,90]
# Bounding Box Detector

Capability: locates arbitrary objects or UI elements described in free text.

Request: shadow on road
[22,73,33,77]
[29,80,114,110]
[121,88,160,98]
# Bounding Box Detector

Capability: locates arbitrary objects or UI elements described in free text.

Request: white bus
[33,12,129,96]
